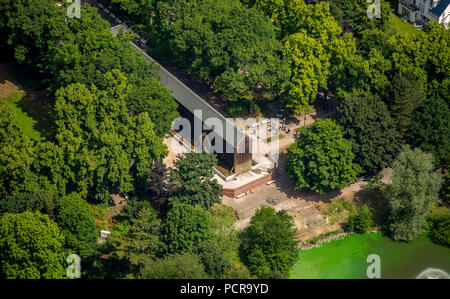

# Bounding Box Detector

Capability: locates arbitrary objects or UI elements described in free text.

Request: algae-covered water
[290,232,450,279]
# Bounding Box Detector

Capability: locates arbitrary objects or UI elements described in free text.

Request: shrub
[346,205,374,233]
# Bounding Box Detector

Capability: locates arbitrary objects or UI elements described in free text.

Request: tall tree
[286,119,361,194]
[337,95,401,175]
[352,0,393,33]
[422,22,450,99]
[53,70,166,202]
[163,203,214,253]
[0,211,67,279]
[387,147,442,241]
[0,0,68,65]
[110,206,165,274]
[146,161,171,212]
[250,0,344,113]
[240,207,297,278]
[126,75,179,138]
[196,241,233,279]
[110,0,157,26]
[0,101,36,198]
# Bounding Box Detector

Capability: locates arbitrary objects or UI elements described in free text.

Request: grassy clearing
[389,13,422,36]
[2,91,42,141]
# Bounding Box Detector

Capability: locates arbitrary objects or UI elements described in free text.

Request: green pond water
[290,232,450,279]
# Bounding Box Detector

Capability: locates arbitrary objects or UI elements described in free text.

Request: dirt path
[227,154,389,242]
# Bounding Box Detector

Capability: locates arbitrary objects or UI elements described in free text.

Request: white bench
[248,122,260,128]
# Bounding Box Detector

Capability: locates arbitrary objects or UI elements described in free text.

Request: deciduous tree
[53,70,166,202]
[408,96,450,166]
[286,119,361,194]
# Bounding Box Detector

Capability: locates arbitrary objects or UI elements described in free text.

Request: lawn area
[2,91,42,141]
[389,13,422,36]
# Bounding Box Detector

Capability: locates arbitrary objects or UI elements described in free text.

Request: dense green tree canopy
[387,147,442,241]
[0,101,36,198]
[0,101,61,199]
[429,213,450,247]
[169,152,222,209]
[0,193,56,217]
[249,0,344,113]
[0,0,68,65]
[0,211,67,279]
[163,203,214,253]
[421,22,450,99]
[337,95,401,175]
[37,4,161,92]
[110,0,156,24]
[240,207,297,277]
[346,205,374,233]
[56,193,97,259]
[282,31,330,114]
[53,70,166,202]
[246,0,341,39]
[196,241,233,279]
[126,75,179,138]
[286,119,361,194]
[408,97,450,166]
[351,0,392,33]
[154,0,289,107]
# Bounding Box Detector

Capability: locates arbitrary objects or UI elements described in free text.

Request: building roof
[111,24,247,150]
[432,0,450,16]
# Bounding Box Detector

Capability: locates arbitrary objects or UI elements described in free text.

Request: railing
[96,2,148,48]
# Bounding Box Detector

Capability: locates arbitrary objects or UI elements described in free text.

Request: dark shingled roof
[432,0,450,16]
